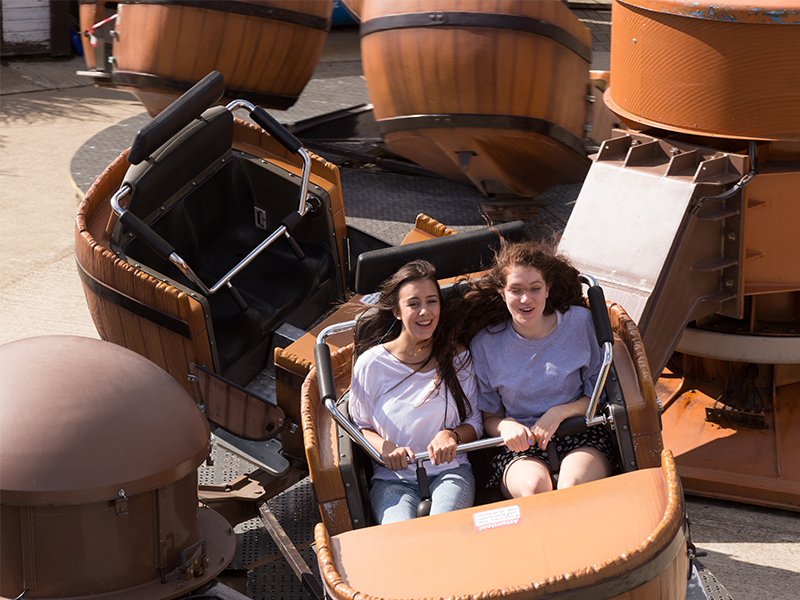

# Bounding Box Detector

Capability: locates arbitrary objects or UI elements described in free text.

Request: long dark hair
[354,260,471,421]
[446,239,587,346]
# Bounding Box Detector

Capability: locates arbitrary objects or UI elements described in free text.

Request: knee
[556,473,582,489]
[508,473,551,498]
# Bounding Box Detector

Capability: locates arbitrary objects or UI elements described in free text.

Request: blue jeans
[369,462,475,524]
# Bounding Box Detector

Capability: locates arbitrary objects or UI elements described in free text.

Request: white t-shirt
[349,345,482,481]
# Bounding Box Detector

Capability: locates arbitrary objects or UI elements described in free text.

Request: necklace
[383,346,433,367]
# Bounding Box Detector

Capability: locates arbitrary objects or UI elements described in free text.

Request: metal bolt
[632,38,637,44]
[670,147,680,155]
[118,489,126,498]
[353,519,359,525]
[727,231,737,242]
[631,139,641,147]
[722,279,734,289]
[188,374,199,382]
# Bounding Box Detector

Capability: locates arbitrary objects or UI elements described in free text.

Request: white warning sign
[472,505,522,532]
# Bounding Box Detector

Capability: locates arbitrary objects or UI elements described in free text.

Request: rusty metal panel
[742,170,800,294]
[607,0,800,140]
[558,133,748,374]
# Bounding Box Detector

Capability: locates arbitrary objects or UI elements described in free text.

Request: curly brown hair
[445,239,587,346]
[354,260,471,421]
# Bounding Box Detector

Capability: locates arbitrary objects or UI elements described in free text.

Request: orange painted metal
[316,452,686,600]
[0,336,235,598]
[607,0,800,140]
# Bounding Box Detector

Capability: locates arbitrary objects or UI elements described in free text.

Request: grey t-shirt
[470,307,602,428]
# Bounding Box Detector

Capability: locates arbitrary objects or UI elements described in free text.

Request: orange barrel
[0,336,234,598]
[360,0,593,198]
[606,0,800,140]
[111,0,333,116]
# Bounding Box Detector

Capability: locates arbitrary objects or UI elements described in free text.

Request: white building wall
[2,0,50,54]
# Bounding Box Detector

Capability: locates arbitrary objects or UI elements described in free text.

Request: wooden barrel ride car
[102,0,333,116]
[360,0,593,198]
[606,0,800,140]
[301,300,687,599]
[78,0,115,71]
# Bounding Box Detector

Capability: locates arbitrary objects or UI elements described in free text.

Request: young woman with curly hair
[450,240,615,499]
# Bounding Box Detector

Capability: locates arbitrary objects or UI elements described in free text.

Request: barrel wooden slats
[360,0,591,197]
[113,1,331,116]
[78,1,112,71]
[76,152,214,402]
[365,30,588,139]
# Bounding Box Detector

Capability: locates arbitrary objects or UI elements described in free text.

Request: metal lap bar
[226,99,313,219]
[316,321,505,467]
[323,396,504,468]
[112,100,313,295]
[579,273,613,427]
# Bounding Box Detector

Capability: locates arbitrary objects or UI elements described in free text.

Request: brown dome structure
[0,336,235,599]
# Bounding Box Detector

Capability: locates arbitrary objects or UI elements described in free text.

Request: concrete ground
[2,13,798,600]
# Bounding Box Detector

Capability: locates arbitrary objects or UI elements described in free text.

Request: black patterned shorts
[486,426,618,488]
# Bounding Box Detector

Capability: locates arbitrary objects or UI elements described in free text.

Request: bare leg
[557,447,612,490]
[501,457,553,498]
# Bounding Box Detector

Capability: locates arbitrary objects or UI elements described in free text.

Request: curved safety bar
[113,92,316,296]
[579,274,614,425]
[314,318,605,469]
[128,71,225,165]
[226,99,313,218]
[111,185,213,294]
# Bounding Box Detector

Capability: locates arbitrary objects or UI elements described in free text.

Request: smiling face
[500,265,551,338]
[392,278,440,345]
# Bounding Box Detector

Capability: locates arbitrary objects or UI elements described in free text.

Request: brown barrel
[607,0,800,140]
[111,0,333,116]
[0,336,234,598]
[360,0,593,198]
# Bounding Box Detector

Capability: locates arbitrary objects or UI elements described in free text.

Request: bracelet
[445,428,461,444]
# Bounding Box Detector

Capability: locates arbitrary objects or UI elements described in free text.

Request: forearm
[482,412,514,437]
[556,396,590,420]
[361,428,390,454]
[446,423,478,445]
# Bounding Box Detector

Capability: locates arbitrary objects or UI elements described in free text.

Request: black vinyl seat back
[115,105,339,382]
[353,221,530,295]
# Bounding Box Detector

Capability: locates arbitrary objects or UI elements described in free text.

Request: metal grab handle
[112,184,306,295]
[226,99,312,219]
[579,274,613,426]
[113,95,314,296]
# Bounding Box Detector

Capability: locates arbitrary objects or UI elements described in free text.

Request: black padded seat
[118,105,337,377]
